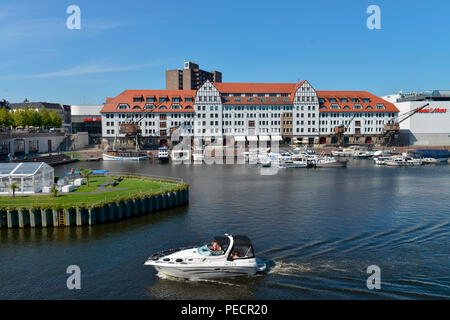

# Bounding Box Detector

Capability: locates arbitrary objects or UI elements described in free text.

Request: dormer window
[340,98,348,102]
[146,97,156,102]
[144,104,154,109]
[329,98,337,102]
[133,97,143,102]
[353,104,363,109]
[132,105,141,110]
[376,104,385,109]
[362,98,371,103]
[330,104,340,109]
[117,104,129,110]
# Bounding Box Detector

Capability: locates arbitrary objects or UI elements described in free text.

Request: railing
[105,172,184,183]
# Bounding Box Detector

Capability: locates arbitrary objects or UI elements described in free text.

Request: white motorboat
[314,156,348,168]
[102,151,148,161]
[353,151,374,159]
[332,146,363,157]
[385,153,422,166]
[373,155,395,165]
[277,159,308,168]
[421,157,439,164]
[158,147,170,162]
[144,234,267,279]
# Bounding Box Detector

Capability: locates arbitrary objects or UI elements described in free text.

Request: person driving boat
[209,239,222,252]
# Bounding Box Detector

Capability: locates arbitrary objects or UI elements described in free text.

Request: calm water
[1,160,449,299]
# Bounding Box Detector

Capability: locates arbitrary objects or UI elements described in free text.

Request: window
[133,97,143,102]
[362,98,371,103]
[132,105,141,110]
[117,104,129,110]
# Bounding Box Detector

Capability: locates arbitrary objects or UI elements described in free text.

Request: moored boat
[102,151,148,161]
[385,153,422,166]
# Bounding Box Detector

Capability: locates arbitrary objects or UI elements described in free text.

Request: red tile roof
[316,91,399,113]
[100,86,399,114]
[213,82,298,93]
[100,89,196,113]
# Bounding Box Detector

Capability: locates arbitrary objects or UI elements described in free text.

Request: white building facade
[100,81,400,147]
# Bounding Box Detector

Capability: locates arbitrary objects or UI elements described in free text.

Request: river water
[0,160,449,299]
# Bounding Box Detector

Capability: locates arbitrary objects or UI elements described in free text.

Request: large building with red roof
[100,80,399,146]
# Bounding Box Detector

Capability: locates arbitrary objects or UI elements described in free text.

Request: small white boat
[373,155,395,165]
[102,151,147,161]
[314,156,348,168]
[277,159,308,168]
[353,151,374,159]
[144,234,267,279]
[158,147,170,162]
[421,157,439,164]
[332,146,363,157]
[385,153,422,166]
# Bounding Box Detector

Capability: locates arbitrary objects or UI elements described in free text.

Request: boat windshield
[198,245,223,256]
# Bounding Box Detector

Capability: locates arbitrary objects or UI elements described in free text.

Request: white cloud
[1,62,159,79]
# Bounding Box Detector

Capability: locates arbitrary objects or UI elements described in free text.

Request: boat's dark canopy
[213,236,230,248]
[415,149,450,158]
[232,235,253,247]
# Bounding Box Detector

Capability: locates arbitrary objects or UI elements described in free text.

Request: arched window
[319,106,327,110]
[133,105,141,110]
[366,106,373,110]
[144,104,154,109]
[159,106,167,110]
[343,105,350,109]
[185,105,193,110]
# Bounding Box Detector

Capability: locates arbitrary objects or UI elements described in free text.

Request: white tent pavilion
[0,162,54,194]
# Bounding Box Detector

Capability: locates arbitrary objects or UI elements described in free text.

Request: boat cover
[415,149,450,159]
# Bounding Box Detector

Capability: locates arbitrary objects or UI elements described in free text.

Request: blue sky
[1,0,449,105]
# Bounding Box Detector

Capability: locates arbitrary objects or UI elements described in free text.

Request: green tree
[0,107,13,127]
[12,109,27,127]
[9,184,19,197]
[51,185,59,197]
[40,107,51,128]
[49,111,62,128]
[78,168,93,187]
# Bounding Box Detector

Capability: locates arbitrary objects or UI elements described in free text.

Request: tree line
[0,107,62,128]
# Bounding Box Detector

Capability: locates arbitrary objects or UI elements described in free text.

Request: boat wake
[268,260,313,276]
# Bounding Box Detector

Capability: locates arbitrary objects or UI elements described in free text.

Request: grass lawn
[0,176,185,209]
